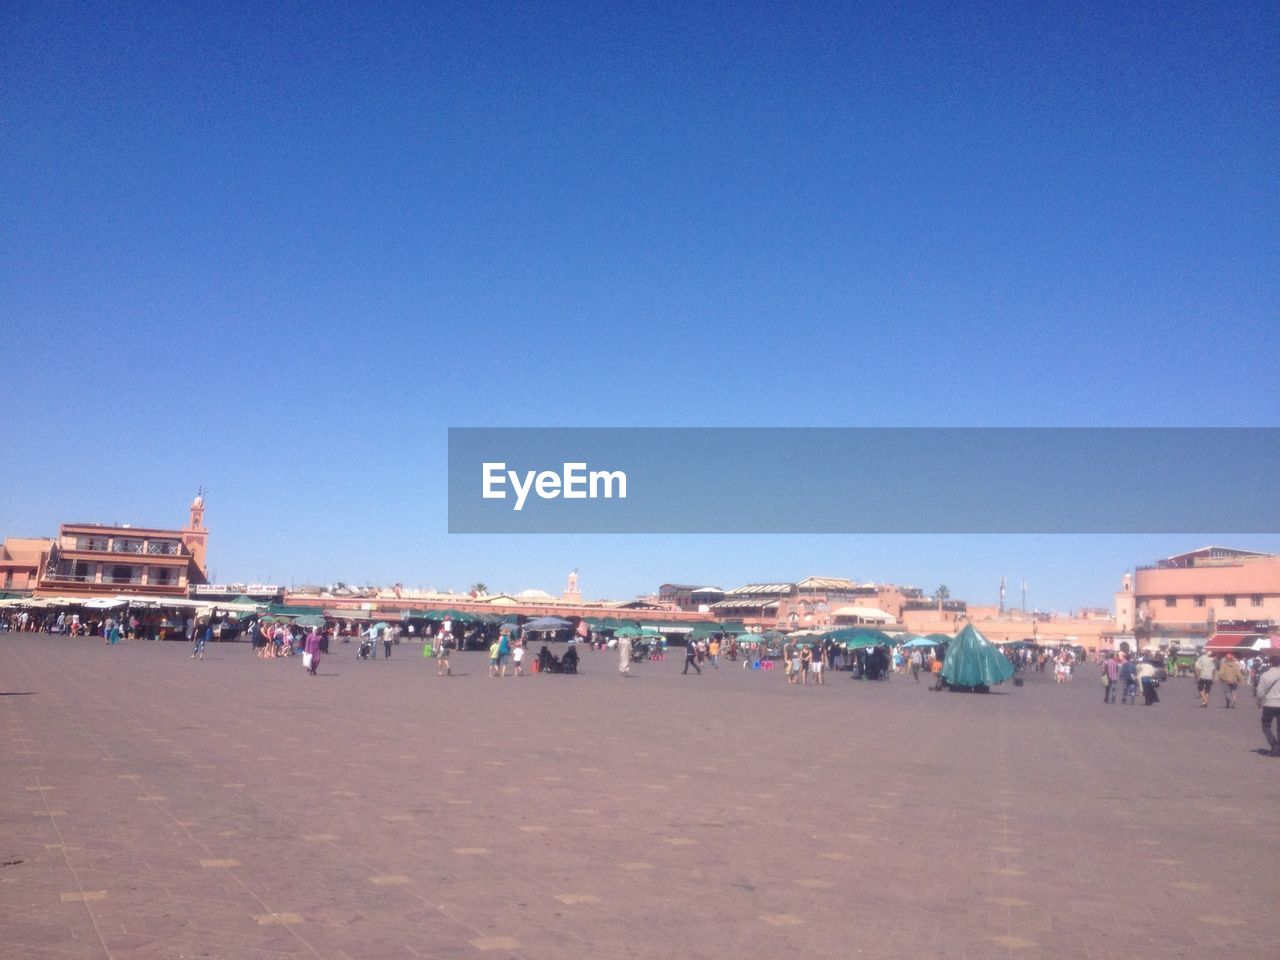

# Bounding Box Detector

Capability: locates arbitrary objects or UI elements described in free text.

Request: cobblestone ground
[1,632,1277,959]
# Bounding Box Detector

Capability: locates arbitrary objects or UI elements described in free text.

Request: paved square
[2,633,1276,959]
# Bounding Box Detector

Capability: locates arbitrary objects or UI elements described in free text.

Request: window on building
[110,565,136,584]
[1252,595,1264,607]
[1223,595,1237,607]
[1164,597,1177,607]
[151,568,173,586]
[1194,596,1205,607]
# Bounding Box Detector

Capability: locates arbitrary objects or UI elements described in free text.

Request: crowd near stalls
[0,595,264,642]
[8,597,1275,699]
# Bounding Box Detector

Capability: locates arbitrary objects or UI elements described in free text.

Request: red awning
[1204,633,1255,651]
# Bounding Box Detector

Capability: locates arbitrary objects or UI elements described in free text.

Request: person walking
[799,643,813,686]
[1255,655,1280,756]
[1195,650,1216,708]
[708,637,720,669]
[783,639,798,684]
[1103,654,1120,704]
[1217,653,1244,708]
[1137,659,1160,706]
[682,639,701,675]
[436,637,452,677]
[512,639,526,676]
[496,631,511,677]
[813,642,826,686]
[910,648,923,683]
[617,632,633,677]
[191,621,210,660]
[1118,654,1138,704]
[382,626,393,659]
[303,628,321,677]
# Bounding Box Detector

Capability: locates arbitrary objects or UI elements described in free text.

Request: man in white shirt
[1194,651,1216,708]
[1255,655,1280,757]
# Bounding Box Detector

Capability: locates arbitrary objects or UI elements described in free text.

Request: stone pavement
[1,633,1276,960]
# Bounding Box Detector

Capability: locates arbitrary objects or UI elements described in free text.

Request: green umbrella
[294,615,326,628]
[427,609,475,622]
[824,628,891,648]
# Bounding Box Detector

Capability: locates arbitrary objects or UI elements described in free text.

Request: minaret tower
[189,487,206,530]
[182,489,210,581]
[562,569,582,603]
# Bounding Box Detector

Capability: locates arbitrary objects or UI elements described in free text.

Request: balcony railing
[45,572,94,583]
[112,541,144,554]
[72,539,110,552]
[145,541,182,556]
[107,575,142,584]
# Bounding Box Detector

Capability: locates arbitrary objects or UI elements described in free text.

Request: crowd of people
[0,608,206,641]
[6,609,1280,757]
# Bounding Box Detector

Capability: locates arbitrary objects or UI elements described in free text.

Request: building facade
[1115,546,1280,640]
[34,496,210,599]
[0,537,53,593]
[657,584,725,611]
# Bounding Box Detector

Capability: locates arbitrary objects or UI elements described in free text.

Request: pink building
[0,537,53,593]
[1115,546,1280,640]
[35,496,210,600]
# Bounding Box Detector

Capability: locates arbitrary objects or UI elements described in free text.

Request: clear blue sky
[2,2,1276,610]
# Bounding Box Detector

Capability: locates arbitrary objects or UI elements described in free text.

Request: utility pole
[1020,579,1028,613]
[999,576,1006,614]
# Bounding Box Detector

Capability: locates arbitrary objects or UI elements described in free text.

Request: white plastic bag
[302,652,313,669]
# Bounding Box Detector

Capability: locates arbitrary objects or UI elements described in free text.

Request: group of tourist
[1098,652,1161,705]
[1189,650,1269,708]
[1098,648,1278,716]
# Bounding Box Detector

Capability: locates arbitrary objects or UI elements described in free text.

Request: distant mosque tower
[182,488,210,577]
[562,569,582,603]
[188,487,206,530]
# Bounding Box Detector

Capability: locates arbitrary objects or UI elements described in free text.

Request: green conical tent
[940,624,1015,689]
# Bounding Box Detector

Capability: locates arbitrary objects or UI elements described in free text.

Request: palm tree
[934,585,950,602]
[470,582,488,597]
